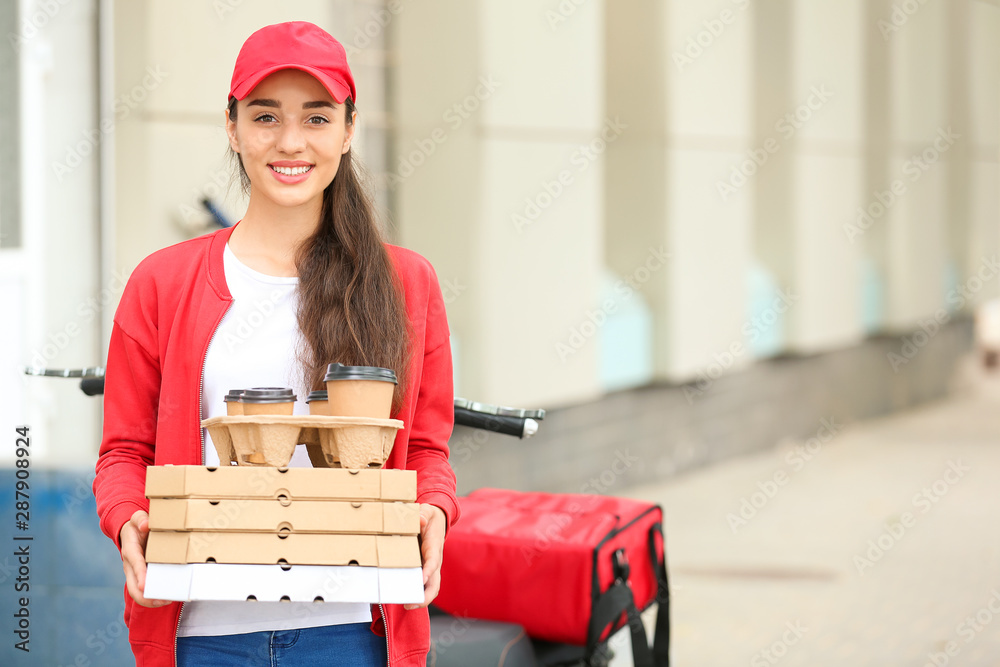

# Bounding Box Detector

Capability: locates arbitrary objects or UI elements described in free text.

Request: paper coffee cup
[223,389,244,416]
[306,390,330,416]
[241,387,296,415]
[324,363,397,419]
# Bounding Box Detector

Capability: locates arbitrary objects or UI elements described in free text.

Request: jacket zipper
[175,298,232,666]
[379,603,391,665]
[173,602,185,666]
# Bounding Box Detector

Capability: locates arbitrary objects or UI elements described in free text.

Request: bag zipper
[175,298,232,666]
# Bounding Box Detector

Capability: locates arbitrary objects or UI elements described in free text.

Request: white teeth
[271,165,312,176]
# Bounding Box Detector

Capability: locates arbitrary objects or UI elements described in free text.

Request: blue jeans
[176,622,388,666]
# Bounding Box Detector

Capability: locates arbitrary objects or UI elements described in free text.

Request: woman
[93,21,459,667]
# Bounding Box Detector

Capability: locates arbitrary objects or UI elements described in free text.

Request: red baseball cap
[229,21,356,104]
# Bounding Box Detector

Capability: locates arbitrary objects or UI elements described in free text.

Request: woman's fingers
[421,565,441,607]
[405,504,446,610]
[120,510,170,608]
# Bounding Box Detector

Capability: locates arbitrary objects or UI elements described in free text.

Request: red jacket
[93,222,460,666]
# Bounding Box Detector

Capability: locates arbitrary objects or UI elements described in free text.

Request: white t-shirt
[176,241,372,637]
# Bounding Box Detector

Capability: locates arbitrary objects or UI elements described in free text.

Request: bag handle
[647,522,671,666]
[585,548,656,667]
[586,523,672,667]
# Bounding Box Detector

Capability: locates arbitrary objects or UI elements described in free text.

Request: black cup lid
[242,387,297,403]
[223,389,244,403]
[306,390,328,402]
[324,363,397,384]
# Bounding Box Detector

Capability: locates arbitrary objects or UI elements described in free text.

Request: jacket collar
[206,222,238,301]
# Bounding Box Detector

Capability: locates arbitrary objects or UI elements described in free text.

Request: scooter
[25,364,654,666]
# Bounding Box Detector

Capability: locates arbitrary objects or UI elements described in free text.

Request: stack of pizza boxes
[142,365,425,604]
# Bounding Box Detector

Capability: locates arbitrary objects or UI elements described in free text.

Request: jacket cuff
[416,489,461,536]
[102,500,148,552]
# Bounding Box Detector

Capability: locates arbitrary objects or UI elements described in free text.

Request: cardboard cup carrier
[207,379,401,468]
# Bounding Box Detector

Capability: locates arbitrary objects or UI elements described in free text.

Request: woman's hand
[404,504,447,610]
[120,510,170,608]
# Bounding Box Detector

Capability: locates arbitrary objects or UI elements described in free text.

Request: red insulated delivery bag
[434,488,670,666]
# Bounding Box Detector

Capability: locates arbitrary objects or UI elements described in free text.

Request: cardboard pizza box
[147,498,420,535]
[145,531,421,568]
[143,562,424,604]
[144,465,416,502]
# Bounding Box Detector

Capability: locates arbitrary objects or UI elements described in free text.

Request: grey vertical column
[859,0,893,335]
[784,1,866,351]
[393,0,606,407]
[961,0,1000,302]
[882,0,949,330]
[750,0,794,349]
[607,0,756,382]
[604,0,669,384]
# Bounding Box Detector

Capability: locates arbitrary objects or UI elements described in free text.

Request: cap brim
[231,63,352,104]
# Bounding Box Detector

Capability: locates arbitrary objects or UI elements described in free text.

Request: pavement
[623,355,1000,667]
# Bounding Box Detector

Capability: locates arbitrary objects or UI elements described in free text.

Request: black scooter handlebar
[24,368,545,438]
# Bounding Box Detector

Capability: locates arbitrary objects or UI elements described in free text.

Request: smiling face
[225,68,356,212]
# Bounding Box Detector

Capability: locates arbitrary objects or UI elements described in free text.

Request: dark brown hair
[227,95,410,412]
